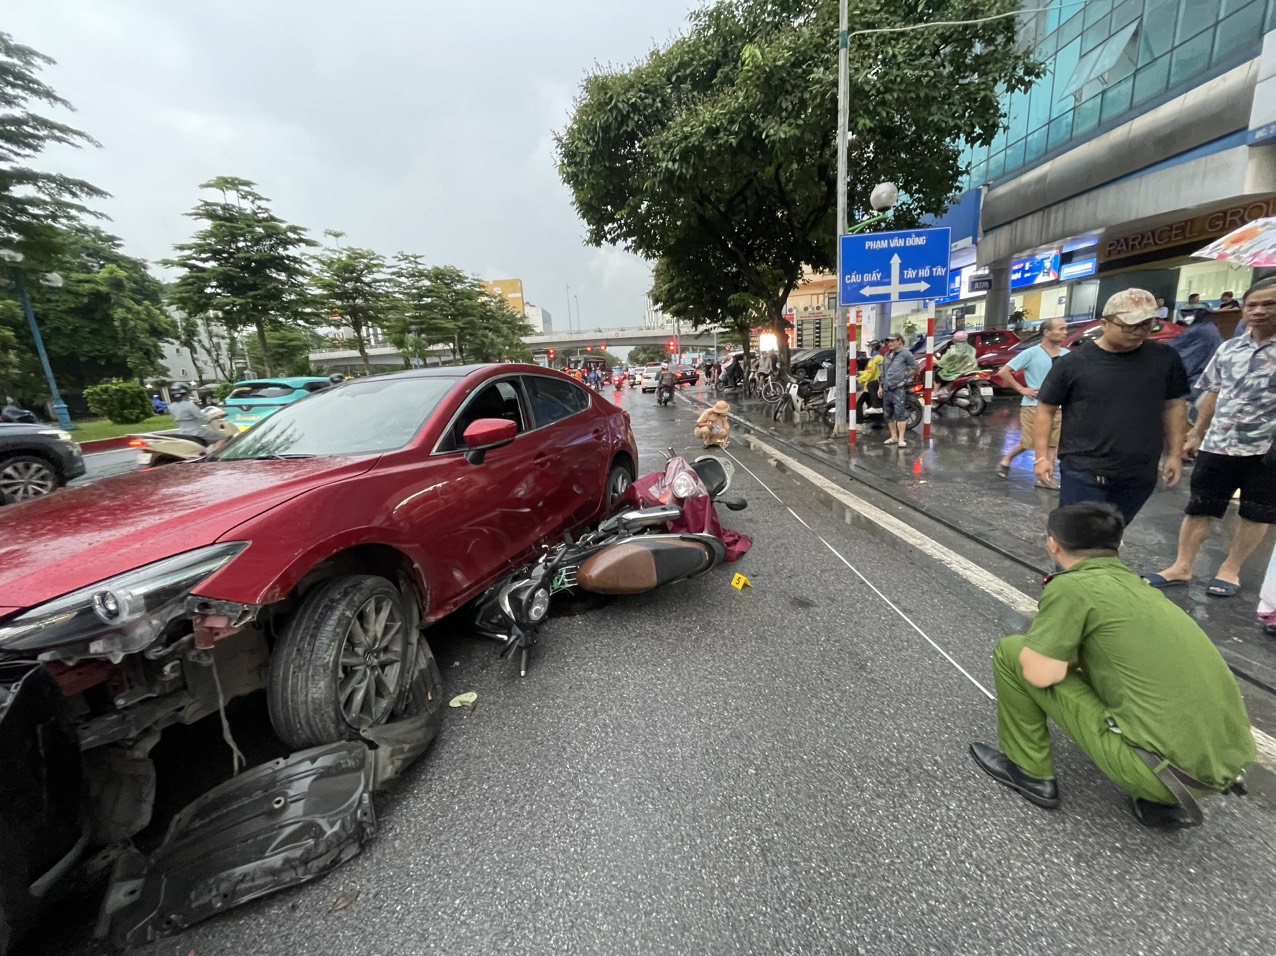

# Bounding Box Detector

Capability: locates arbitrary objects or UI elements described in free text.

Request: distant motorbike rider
[657,362,677,400]
[718,353,743,389]
[167,383,226,445]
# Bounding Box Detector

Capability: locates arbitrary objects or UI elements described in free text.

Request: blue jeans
[1059,462,1158,526]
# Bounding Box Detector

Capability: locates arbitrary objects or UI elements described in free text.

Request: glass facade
[959,0,1276,190]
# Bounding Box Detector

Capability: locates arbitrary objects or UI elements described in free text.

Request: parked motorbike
[824,380,924,432]
[128,407,239,467]
[933,369,995,416]
[773,360,835,422]
[471,452,746,675]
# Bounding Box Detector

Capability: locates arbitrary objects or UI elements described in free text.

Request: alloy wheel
[0,458,57,502]
[336,594,407,730]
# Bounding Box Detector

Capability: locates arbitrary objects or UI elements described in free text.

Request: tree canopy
[557,0,1040,367]
[313,231,390,374]
[0,31,107,261]
[164,176,317,376]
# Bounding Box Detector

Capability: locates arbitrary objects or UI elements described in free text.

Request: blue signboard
[1059,257,1097,281]
[1010,251,1061,289]
[936,265,965,305]
[838,227,952,307]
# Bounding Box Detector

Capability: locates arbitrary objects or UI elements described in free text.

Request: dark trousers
[1059,461,1158,525]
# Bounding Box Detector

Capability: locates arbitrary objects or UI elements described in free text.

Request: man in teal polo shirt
[969,502,1254,828]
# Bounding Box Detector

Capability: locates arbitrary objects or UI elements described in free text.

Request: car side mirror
[463,418,517,465]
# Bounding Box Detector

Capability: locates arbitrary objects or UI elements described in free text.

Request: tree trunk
[354,325,371,374]
[254,321,273,376]
[769,302,791,378]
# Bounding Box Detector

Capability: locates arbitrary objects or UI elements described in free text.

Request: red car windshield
[215,377,458,459]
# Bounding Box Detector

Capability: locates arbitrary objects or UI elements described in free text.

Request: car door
[423,378,547,606]
[522,373,607,531]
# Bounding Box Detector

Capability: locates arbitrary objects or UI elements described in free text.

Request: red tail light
[128,439,146,447]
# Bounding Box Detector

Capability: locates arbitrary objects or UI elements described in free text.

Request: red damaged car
[0,364,637,950]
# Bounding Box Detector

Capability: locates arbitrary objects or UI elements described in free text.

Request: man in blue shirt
[995,316,1069,488]
[1169,310,1223,415]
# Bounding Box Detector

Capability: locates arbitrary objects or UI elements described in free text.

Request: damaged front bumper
[97,648,444,948]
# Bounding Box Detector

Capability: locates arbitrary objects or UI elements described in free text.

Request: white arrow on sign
[861,253,931,298]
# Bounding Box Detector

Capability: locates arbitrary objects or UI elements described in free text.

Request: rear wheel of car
[268,575,411,750]
[605,461,635,507]
[0,455,59,504]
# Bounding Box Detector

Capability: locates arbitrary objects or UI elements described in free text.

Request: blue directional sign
[838,227,952,307]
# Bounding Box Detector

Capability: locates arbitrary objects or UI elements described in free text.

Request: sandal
[1142,573,1188,590]
[1206,578,1241,598]
[996,463,1010,479]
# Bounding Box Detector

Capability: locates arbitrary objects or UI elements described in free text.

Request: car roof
[230,376,336,388]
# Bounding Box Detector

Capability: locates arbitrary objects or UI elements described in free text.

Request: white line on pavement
[731,433,1276,772]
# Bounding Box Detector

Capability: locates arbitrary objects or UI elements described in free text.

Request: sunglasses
[1103,317,1155,333]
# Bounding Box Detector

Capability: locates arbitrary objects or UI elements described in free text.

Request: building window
[1062,20,1140,101]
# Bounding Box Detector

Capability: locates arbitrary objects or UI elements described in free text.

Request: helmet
[169,382,192,400]
[953,330,969,342]
[328,373,345,385]
[661,362,669,369]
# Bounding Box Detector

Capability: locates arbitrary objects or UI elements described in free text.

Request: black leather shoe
[1130,798,1197,830]
[969,742,1060,809]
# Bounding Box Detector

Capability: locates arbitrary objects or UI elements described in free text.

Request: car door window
[524,375,589,428]
[440,380,527,452]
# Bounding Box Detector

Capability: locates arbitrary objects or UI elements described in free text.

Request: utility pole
[833,0,851,436]
[565,284,574,333]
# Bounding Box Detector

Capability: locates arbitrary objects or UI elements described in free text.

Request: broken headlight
[0,543,248,658]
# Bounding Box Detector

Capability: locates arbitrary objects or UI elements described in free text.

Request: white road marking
[732,433,1276,772]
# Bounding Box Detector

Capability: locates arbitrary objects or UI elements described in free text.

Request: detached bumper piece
[98,742,376,948]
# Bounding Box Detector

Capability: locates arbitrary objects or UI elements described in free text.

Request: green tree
[164,176,316,376]
[312,231,389,374]
[245,326,320,377]
[556,0,1039,369]
[0,32,108,260]
[627,345,668,366]
[3,224,175,389]
[386,253,454,368]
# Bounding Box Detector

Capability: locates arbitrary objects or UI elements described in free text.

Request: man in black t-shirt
[1034,288,1190,524]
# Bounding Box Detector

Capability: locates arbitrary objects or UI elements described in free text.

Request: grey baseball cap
[1101,288,1159,325]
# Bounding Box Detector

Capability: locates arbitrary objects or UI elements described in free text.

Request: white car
[640,365,663,393]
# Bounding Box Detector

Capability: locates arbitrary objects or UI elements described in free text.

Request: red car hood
[0,457,373,612]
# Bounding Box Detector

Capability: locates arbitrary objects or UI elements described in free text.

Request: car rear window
[227,383,297,400]
[215,377,457,459]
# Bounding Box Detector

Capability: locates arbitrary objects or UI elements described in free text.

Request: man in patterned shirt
[1146,277,1276,597]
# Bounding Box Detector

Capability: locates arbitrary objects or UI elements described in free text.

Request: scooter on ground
[824,380,924,432]
[471,452,746,675]
[128,407,239,467]
[772,360,835,422]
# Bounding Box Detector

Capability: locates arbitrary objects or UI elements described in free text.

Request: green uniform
[994,557,1254,803]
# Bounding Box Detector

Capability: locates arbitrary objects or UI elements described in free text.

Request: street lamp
[0,249,74,430]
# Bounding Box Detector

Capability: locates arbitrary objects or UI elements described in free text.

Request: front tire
[268,575,411,750]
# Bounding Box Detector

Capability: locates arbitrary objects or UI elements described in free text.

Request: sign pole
[848,306,859,445]
[923,308,935,441]
[833,0,851,436]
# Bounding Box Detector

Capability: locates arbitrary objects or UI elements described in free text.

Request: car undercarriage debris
[96,645,444,947]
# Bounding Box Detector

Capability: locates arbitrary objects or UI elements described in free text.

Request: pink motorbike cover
[626,456,753,562]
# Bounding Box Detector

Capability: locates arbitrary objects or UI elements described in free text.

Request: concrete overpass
[309,326,730,370]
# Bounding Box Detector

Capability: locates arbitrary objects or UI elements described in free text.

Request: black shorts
[1186,451,1276,523]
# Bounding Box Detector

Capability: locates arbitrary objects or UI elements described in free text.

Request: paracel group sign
[1101,195,1276,261]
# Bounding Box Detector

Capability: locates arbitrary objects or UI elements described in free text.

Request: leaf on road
[449,691,478,708]
[329,890,360,913]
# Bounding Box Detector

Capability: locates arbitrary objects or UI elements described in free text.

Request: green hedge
[83,381,153,424]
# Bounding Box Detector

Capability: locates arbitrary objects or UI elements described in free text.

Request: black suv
[0,423,86,504]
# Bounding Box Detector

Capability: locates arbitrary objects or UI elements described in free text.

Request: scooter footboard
[574,534,725,595]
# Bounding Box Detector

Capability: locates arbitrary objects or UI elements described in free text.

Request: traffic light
[548,349,555,360]
[600,343,607,350]
[586,346,592,352]
[667,338,676,353]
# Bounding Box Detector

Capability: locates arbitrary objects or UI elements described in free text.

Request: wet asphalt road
[22,387,1276,956]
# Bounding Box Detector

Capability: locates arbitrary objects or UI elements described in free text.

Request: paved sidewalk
[679,382,1276,690]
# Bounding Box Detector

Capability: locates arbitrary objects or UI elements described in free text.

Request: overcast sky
[9,0,703,331]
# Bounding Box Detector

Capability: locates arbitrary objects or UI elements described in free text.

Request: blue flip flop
[1142,573,1187,590]
[1206,578,1240,598]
